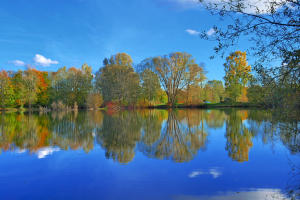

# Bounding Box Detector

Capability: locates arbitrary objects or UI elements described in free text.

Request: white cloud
[34,54,59,67]
[206,28,216,36]
[10,60,25,67]
[36,147,60,159]
[186,29,200,35]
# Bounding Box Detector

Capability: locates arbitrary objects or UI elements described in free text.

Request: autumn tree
[96,53,140,105]
[141,52,200,106]
[204,80,225,103]
[0,70,14,108]
[224,51,252,102]
[87,93,103,110]
[51,65,93,107]
[140,68,161,105]
[185,63,206,105]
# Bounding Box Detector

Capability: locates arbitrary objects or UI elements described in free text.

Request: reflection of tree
[205,110,227,128]
[225,110,253,162]
[0,112,102,154]
[139,111,207,162]
[248,109,300,155]
[96,112,142,164]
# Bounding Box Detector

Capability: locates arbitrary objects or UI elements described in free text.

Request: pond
[0,109,299,200]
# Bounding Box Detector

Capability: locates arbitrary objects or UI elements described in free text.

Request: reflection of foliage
[0,109,299,165]
[225,110,253,162]
[139,111,207,162]
[205,110,227,128]
[96,111,142,164]
[0,112,101,154]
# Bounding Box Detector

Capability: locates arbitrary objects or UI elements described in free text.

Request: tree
[0,70,14,108]
[23,68,39,109]
[185,63,206,104]
[224,51,252,102]
[142,52,199,106]
[204,80,225,103]
[50,65,93,107]
[87,93,103,110]
[198,0,299,61]
[140,68,161,104]
[96,53,140,105]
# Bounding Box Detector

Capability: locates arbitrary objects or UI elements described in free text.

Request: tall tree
[140,68,161,104]
[0,70,14,108]
[96,53,140,105]
[143,52,199,106]
[224,51,252,102]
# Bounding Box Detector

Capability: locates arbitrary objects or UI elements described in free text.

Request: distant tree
[141,52,201,106]
[140,68,161,104]
[11,71,27,108]
[204,80,225,103]
[23,68,39,109]
[96,53,140,105]
[51,65,93,107]
[224,51,252,102]
[0,70,14,108]
[185,63,206,104]
[87,93,103,110]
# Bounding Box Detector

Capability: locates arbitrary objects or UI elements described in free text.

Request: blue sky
[0,0,253,80]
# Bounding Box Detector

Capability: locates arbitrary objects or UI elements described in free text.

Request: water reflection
[0,109,299,162]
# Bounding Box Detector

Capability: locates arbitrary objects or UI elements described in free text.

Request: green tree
[96,53,140,105]
[142,52,200,106]
[224,51,252,102]
[140,68,161,104]
[0,70,14,108]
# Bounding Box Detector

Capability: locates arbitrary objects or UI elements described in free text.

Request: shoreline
[0,103,265,113]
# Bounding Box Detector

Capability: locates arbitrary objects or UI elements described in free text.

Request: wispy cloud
[186,29,200,36]
[206,28,215,36]
[34,54,59,67]
[10,60,25,67]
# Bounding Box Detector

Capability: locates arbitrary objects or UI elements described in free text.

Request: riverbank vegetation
[0,49,299,111]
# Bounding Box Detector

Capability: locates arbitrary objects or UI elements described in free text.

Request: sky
[0,0,255,81]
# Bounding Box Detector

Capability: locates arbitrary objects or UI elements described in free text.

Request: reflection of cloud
[36,147,60,159]
[209,168,221,179]
[189,168,222,179]
[173,188,289,200]
[189,170,205,178]
[16,149,26,154]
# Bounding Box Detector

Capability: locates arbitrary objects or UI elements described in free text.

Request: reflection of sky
[0,113,299,200]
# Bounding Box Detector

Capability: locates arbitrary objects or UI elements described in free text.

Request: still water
[0,109,299,200]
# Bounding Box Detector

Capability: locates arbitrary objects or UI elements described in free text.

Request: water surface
[0,109,299,200]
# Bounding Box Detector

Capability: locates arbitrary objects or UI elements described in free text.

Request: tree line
[0,50,298,110]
